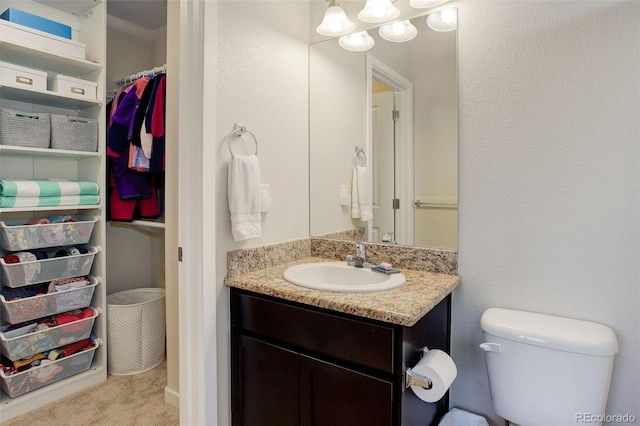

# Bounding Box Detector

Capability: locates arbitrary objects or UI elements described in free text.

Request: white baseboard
[165,385,180,408]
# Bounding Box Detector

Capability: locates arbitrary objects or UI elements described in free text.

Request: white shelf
[0,204,101,214]
[0,83,101,110]
[0,0,107,421]
[0,144,101,158]
[0,40,102,78]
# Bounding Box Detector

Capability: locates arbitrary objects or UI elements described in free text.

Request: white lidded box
[0,277,98,324]
[0,18,85,59]
[0,340,99,398]
[48,74,97,100]
[0,60,47,91]
[0,306,98,360]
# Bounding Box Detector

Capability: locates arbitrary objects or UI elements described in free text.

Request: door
[300,355,394,426]
[231,333,300,426]
[372,88,396,243]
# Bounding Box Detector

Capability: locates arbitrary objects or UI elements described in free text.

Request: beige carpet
[4,359,179,426]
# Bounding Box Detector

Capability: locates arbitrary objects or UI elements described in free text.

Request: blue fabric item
[0,8,72,39]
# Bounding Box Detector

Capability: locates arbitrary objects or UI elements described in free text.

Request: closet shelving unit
[0,0,106,421]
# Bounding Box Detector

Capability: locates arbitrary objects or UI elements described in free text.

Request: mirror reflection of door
[372,80,395,243]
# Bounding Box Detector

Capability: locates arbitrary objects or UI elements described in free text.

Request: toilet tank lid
[481,308,619,356]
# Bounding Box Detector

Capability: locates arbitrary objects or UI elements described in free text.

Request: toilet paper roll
[409,349,457,403]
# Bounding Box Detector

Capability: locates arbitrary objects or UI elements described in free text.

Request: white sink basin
[283,262,406,292]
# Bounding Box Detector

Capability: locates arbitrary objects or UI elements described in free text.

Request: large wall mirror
[309,7,458,250]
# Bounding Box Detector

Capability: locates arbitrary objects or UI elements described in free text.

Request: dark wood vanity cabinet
[230,288,451,426]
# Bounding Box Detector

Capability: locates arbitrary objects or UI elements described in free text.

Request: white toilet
[480,308,619,426]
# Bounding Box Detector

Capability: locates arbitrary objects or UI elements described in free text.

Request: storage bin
[0,215,98,251]
[48,75,97,101]
[0,246,99,288]
[0,277,98,324]
[107,288,165,375]
[0,8,72,39]
[0,60,47,91]
[0,19,85,59]
[50,115,98,152]
[0,107,50,149]
[0,340,99,398]
[0,307,98,360]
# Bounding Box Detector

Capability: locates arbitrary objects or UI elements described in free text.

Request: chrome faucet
[347,242,369,267]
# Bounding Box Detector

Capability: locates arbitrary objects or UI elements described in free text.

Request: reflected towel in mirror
[351,164,372,221]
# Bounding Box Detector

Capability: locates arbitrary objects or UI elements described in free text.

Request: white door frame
[172,0,216,424]
[366,55,414,245]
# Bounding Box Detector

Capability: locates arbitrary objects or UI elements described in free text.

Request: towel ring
[354,147,366,167]
[228,123,258,156]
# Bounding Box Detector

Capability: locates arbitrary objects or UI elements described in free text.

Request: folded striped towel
[0,195,100,208]
[0,179,99,197]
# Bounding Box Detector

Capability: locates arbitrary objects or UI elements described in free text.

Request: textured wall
[214,2,310,424]
[453,1,639,424]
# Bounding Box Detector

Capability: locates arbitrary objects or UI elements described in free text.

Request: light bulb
[378,20,417,42]
[426,8,457,32]
[316,2,356,36]
[441,8,456,24]
[338,31,375,52]
[391,22,405,36]
[357,0,400,23]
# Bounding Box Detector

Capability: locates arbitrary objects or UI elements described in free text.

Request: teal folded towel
[0,178,99,197]
[0,194,100,208]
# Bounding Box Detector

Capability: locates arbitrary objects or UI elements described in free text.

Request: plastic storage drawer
[0,340,99,398]
[0,277,98,324]
[0,107,50,149]
[0,246,99,288]
[0,307,98,360]
[0,216,98,251]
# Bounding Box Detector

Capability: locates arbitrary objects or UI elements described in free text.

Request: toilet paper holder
[405,347,433,390]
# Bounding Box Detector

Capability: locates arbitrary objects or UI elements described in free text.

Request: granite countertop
[224,256,461,327]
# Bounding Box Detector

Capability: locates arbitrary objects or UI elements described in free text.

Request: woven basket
[50,114,98,152]
[107,288,166,375]
[0,107,50,148]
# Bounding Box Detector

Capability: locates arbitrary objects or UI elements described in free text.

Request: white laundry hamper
[107,288,166,375]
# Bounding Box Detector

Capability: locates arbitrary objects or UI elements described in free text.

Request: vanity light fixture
[426,7,457,32]
[357,0,400,23]
[338,30,375,52]
[316,0,356,36]
[378,20,418,43]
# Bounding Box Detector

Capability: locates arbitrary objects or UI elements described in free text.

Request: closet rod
[115,64,167,87]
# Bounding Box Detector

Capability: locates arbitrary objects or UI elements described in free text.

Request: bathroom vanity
[226,252,460,426]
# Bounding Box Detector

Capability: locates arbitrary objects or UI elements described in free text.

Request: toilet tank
[480,308,618,426]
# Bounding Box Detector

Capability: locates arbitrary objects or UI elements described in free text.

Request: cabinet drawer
[231,290,396,373]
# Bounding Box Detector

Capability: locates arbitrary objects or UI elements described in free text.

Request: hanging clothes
[106,72,166,222]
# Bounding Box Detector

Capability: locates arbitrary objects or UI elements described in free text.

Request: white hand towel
[228,154,262,241]
[351,164,372,221]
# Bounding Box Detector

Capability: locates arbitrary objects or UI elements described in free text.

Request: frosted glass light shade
[378,20,417,42]
[338,31,375,52]
[357,0,400,23]
[409,0,448,8]
[316,2,356,36]
[426,8,457,32]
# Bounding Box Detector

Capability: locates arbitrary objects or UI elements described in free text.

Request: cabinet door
[300,355,394,426]
[231,333,300,426]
